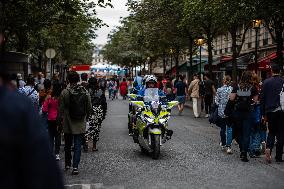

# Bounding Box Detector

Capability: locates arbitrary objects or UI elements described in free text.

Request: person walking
[134,72,143,87]
[204,74,216,118]
[120,78,128,100]
[42,84,62,161]
[59,71,92,175]
[229,71,259,162]
[0,64,64,189]
[86,77,107,151]
[215,75,233,154]
[18,75,39,112]
[188,74,201,118]
[260,63,284,163]
[174,75,188,116]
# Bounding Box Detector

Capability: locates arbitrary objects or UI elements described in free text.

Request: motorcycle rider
[138,75,165,97]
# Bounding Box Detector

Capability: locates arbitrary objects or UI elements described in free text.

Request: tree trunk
[175,47,180,75]
[163,52,166,77]
[230,27,238,82]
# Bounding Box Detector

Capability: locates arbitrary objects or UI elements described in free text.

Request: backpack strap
[27,88,36,97]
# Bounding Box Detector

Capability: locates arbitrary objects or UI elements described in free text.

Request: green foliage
[0,0,112,65]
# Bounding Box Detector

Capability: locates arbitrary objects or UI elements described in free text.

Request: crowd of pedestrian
[1,69,108,177]
[210,64,284,163]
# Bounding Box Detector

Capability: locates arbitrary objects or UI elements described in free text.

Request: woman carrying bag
[215,75,233,154]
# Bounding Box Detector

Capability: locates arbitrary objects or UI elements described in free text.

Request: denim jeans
[234,111,253,153]
[219,118,233,146]
[64,134,82,168]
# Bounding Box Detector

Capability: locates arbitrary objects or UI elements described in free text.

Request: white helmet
[145,75,157,83]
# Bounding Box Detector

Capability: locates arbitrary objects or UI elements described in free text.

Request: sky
[94,0,129,45]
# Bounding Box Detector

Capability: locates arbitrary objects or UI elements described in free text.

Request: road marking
[65,183,124,189]
[82,184,91,189]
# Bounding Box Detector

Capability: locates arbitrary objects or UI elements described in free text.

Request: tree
[0,0,112,66]
[183,0,224,78]
[218,0,254,81]
[256,0,284,70]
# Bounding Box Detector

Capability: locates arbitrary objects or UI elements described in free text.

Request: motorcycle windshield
[144,88,159,102]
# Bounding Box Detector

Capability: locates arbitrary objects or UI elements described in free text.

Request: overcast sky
[94,0,129,45]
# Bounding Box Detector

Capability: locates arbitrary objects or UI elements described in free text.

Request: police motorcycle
[127,75,150,136]
[129,88,178,159]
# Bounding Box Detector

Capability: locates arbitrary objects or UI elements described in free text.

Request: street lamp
[253,19,262,73]
[196,37,205,74]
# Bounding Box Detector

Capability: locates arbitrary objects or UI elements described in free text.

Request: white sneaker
[205,114,209,118]
[219,143,225,151]
[226,147,232,154]
[55,154,60,161]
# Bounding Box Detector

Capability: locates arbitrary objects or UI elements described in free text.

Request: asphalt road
[63,99,284,189]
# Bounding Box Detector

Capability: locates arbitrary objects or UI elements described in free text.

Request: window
[214,50,217,55]
[263,38,268,46]
[219,49,222,54]
[225,48,228,53]
[248,42,252,49]
[263,32,269,46]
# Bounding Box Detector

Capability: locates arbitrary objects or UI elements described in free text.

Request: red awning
[258,50,284,70]
[71,65,91,71]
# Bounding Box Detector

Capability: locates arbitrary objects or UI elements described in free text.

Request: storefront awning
[258,51,284,71]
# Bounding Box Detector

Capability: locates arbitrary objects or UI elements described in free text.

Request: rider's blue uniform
[138,87,166,97]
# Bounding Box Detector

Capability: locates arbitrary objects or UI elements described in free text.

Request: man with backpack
[261,63,284,163]
[59,71,92,175]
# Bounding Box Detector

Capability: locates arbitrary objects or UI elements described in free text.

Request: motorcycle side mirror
[131,101,145,109]
[127,94,137,101]
[168,101,179,109]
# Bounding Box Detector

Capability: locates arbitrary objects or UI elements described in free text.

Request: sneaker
[221,145,226,151]
[226,147,232,154]
[55,154,60,161]
[65,165,71,171]
[72,168,79,175]
[265,149,272,164]
[205,114,209,118]
[240,152,249,162]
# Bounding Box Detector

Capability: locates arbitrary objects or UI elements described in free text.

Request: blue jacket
[138,88,165,97]
[260,75,284,114]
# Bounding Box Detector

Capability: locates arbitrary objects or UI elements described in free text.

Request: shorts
[177,96,186,104]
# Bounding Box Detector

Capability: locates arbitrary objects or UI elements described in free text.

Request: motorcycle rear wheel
[151,135,160,159]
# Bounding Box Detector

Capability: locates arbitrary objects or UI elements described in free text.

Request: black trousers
[204,94,213,114]
[266,111,284,160]
[47,120,61,154]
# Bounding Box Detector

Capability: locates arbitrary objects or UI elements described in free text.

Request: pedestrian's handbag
[209,103,220,126]
[224,99,235,117]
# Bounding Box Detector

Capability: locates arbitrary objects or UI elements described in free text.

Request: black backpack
[235,86,252,112]
[68,86,88,120]
[199,81,205,97]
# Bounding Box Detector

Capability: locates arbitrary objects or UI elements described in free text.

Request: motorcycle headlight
[159,115,169,124]
[144,114,154,123]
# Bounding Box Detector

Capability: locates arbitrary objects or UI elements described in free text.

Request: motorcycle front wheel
[151,134,160,159]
